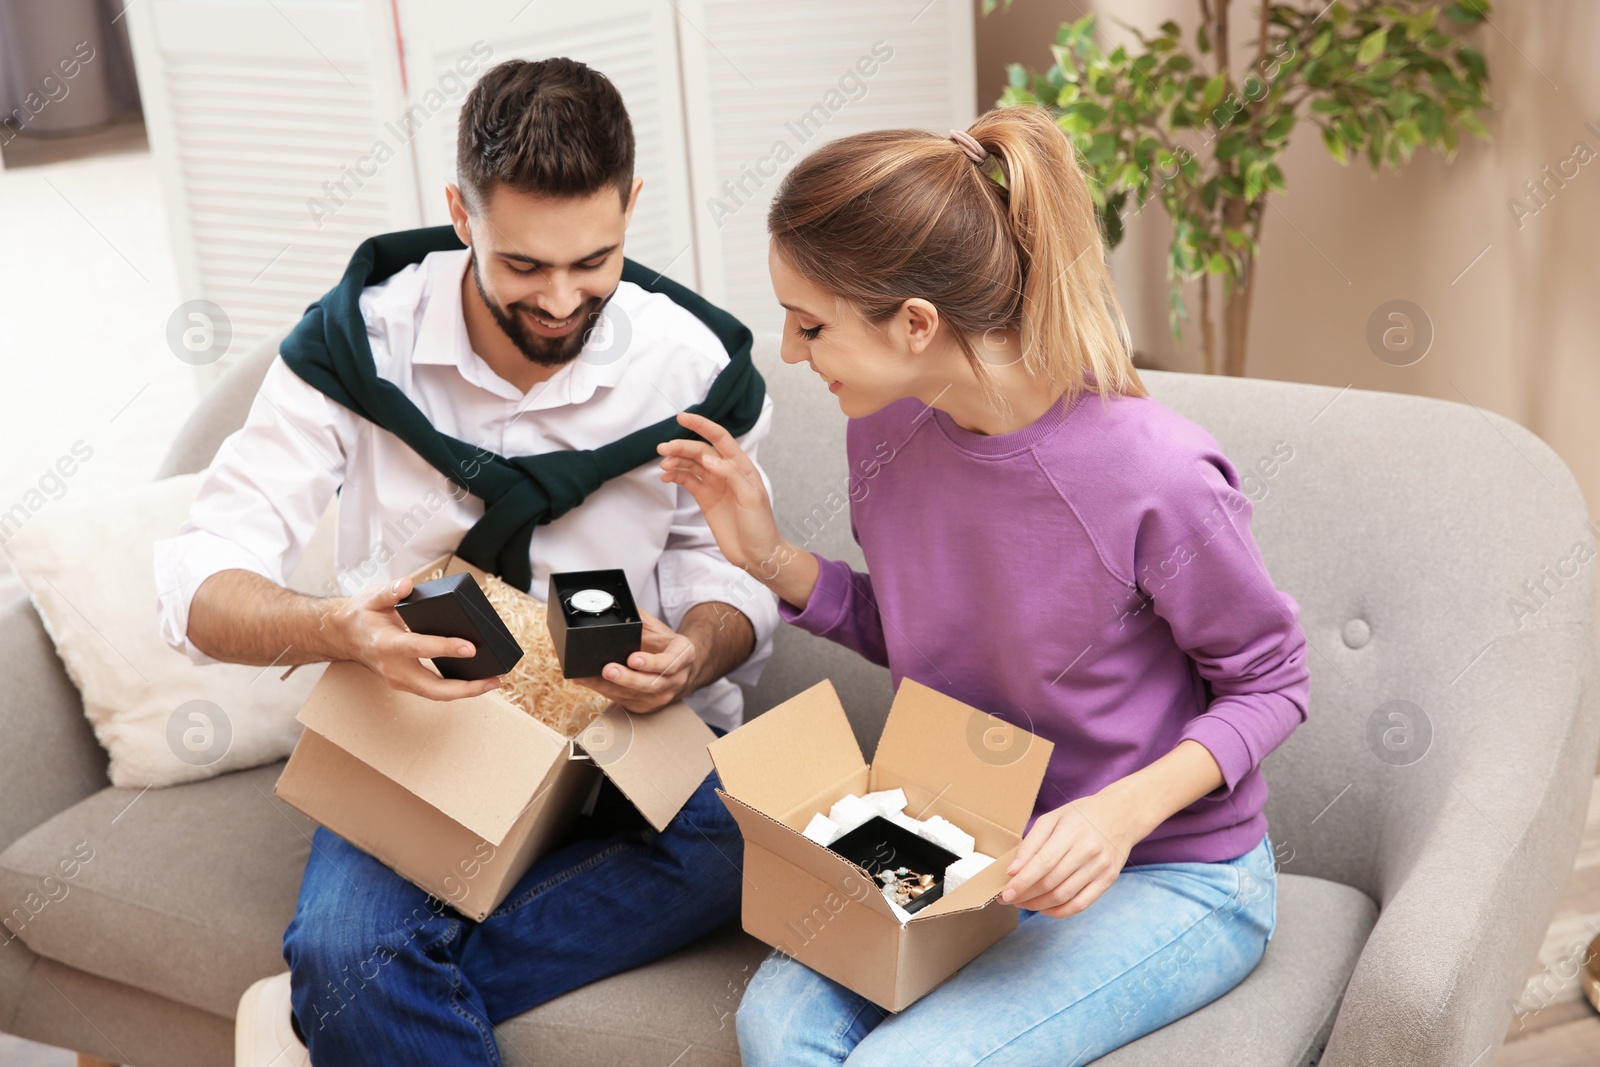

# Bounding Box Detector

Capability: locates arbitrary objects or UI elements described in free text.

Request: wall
[974,0,1600,518]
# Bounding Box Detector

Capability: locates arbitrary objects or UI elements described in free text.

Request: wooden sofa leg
[77,1056,121,1067]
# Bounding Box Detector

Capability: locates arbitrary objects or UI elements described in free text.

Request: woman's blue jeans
[280,746,743,1066]
[737,833,1278,1067]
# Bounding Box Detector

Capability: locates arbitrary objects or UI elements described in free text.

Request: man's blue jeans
[281,742,742,1066]
[737,833,1278,1067]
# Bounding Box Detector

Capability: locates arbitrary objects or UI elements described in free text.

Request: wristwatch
[563,588,617,617]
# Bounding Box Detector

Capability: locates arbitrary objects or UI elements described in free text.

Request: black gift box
[546,569,643,679]
[395,572,525,682]
[828,815,962,915]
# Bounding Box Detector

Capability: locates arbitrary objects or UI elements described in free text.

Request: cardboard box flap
[296,660,565,845]
[717,792,900,922]
[708,680,865,817]
[871,678,1054,835]
[575,699,714,832]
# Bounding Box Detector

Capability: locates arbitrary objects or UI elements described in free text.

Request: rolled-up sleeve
[654,392,779,688]
[153,357,348,664]
[1134,447,1310,799]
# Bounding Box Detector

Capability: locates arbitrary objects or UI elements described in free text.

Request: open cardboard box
[274,553,715,921]
[708,677,1053,1011]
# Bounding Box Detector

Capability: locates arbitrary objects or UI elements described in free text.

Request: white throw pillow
[0,473,335,788]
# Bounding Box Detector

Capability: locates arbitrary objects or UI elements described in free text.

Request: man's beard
[470,250,616,368]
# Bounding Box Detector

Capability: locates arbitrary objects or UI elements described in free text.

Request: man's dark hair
[456,57,635,213]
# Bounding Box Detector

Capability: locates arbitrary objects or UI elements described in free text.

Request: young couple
[160,54,1307,1067]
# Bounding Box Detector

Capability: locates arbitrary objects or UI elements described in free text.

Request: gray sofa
[1,328,1596,1067]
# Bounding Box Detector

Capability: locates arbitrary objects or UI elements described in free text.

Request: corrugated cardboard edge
[577,699,714,832]
[908,842,1022,920]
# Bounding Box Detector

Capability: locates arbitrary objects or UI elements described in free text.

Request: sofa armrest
[1326,624,1600,1065]
[0,597,108,853]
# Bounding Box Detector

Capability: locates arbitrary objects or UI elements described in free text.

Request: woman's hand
[999,789,1143,919]
[656,411,823,612]
[657,411,788,577]
[999,740,1226,919]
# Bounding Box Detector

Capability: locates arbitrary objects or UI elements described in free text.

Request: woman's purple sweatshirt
[778,388,1310,866]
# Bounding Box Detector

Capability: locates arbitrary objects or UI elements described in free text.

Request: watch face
[567,588,616,615]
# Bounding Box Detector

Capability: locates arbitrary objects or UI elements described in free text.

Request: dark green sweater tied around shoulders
[277,225,766,593]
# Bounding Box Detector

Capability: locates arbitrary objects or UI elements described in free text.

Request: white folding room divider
[127,0,975,379]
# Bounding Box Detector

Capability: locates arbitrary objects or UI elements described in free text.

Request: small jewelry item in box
[803,787,998,923]
[546,569,644,679]
[829,815,960,919]
[395,572,525,681]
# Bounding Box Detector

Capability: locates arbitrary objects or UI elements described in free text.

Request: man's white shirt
[153,248,778,732]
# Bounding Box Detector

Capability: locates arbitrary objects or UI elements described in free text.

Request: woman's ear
[900,298,941,354]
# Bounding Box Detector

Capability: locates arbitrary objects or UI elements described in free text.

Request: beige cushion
[0,763,309,1017]
[0,474,334,787]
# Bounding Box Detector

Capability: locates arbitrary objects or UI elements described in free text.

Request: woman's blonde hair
[767,105,1146,415]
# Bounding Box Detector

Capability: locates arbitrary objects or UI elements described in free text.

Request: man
[153,57,776,1065]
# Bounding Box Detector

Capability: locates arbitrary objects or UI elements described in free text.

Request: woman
[656,106,1308,1066]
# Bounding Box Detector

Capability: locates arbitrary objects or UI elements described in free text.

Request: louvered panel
[682,0,974,332]
[165,55,398,363]
[395,0,697,288]
[127,0,416,376]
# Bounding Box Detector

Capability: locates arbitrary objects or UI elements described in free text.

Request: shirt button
[1342,619,1371,649]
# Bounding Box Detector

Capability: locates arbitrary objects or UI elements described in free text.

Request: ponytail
[768,105,1145,416]
[970,107,1143,404]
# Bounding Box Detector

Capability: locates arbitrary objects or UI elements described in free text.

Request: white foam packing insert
[827,794,877,835]
[917,815,976,858]
[802,812,842,846]
[861,787,907,817]
[822,794,982,858]
[943,852,996,895]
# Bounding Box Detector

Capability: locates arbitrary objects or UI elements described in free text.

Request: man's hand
[333,577,504,702]
[571,609,699,713]
[572,600,756,714]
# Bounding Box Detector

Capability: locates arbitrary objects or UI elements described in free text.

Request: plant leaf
[1457,111,1488,138]
[1357,27,1388,65]
[1322,124,1349,164]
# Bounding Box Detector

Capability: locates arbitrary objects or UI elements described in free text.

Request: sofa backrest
[1136,369,1594,898]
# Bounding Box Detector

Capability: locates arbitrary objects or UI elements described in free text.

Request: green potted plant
[990,0,1494,376]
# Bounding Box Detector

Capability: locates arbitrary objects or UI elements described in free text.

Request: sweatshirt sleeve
[1133,443,1310,801]
[778,553,891,668]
